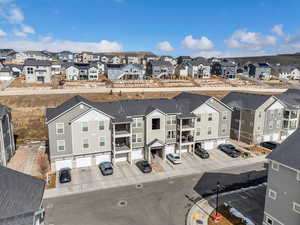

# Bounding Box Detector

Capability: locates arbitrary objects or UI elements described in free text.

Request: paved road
[44,162,266,225]
[0,86,286,96]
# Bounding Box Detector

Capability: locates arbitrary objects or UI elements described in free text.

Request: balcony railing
[180,136,194,143]
[115,143,130,151]
[115,130,131,136]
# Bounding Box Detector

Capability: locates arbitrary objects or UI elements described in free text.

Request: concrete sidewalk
[44,154,266,199]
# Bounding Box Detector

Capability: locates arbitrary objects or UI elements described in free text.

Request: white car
[167,153,182,164]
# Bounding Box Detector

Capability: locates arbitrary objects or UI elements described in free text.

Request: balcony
[181,119,195,130]
[115,137,130,151]
[179,131,194,143]
[284,110,297,119]
[114,124,131,136]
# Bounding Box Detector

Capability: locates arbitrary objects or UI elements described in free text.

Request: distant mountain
[229,53,300,66]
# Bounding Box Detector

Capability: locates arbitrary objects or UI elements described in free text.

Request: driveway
[46,147,266,198]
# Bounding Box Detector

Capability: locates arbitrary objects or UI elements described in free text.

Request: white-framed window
[297,171,300,181]
[207,127,212,135]
[132,133,142,143]
[268,189,277,200]
[56,123,64,134]
[82,121,88,132]
[293,202,300,214]
[258,112,262,118]
[196,128,200,136]
[167,130,176,139]
[98,121,104,130]
[99,137,105,147]
[133,118,142,128]
[265,216,273,225]
[222,112,227,120]
[57,140,65,152]
[208,113,212,121]
[197,115,201,122]
[271,161,279,171]
[167,115,176,125]
[83,139,89,149]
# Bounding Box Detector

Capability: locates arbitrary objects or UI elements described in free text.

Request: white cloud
[0,29,7,36]
[21,24,35,34]
[157,41,174,52]
[0,39,123,52]
[12,29,27,37]
[182,35,214,51]
[272,24,284,37]
[40,36,53,42]
[7,7,24,23]
[225,29,276,51]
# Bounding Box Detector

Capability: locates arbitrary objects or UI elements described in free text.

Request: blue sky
[0,0,300,57]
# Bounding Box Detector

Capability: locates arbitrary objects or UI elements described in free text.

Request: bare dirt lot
[0,90,281,143]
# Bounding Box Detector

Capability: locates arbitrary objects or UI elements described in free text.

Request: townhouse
[0,104,15,166]
[106,63,145,79]
[175,62,189,77]
[53,51,75,62]
[65,63,99,80]
[272,65,300,80]
[211,59,237,79]
[263,128,300,225]
[0,166,45,225]
[159,56,177,66]
[23,59,52,83]
[221,92,299,144]
[246,62,272,79]
[147,60,174,78]
[45,92,232,171]
[0,67,12,81]
[125,54,140,64]
[142,55,160,66]
[189,59,211,78]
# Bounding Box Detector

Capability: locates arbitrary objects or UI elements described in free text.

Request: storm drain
[118,200,128,207]
[136,184,143,189]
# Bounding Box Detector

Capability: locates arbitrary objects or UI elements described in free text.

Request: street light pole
[216,181,220,217]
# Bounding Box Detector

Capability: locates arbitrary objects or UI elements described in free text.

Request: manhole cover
[136,184,143,189]
[118,200,128,207]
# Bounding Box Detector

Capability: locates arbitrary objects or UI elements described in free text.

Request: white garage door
[132,148,144,160]
[204,141,214,150]
[263,135,271,141]
[272,133,280,141]
[75,157,92,168]
[95,154,111,165]
[55,160,72,171]
[115,153,128,162]
[165,144,175,155]
[217,139,226,146]
[181,145,188,153]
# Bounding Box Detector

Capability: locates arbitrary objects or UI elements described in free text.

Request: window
[132,133,142,143]
[56,123,64,134]
[82,122,88,132]
[57,140,65,152]
[222,112,227,120]
[99,137,105,147]
[132,134,136,143]
[208,127,212,135]
[276,120,281,129]
[265,216,273,225]
[208,113,212,121]
[196,128,200,136]
[167,130,176,139]
[27,67,33,74]
[271,161,279,171]
[293,202,300,214]
[83,139,89,149]
[98,121,104,130]
[152,118,160,130]
[197,115,201,122]
[268,189,277,200]
[221,125,227,134]
[133,118,142,128]
[167,115,176,125]
[297,171,300,181]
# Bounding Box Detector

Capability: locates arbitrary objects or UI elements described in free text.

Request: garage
[203,141,214,150]
[217,139,226,146]
[131,148,144,160]
[55,159,72,171]
[75,157,92,168]
[115,153,129,163]
[181,145,188,153]
[165,144,175,155]
[263,135,271,141]
[95,154,111,165]
[272,133,280,141]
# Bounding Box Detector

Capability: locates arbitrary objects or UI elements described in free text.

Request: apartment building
[46,92,232,171]
[23,59,52,83]
[221,92,299,144]
[0,104,15,166]
[263,128,300,225]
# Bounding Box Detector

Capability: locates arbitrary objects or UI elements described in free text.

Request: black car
[136,160,152,173]
[260,141,280,150]
[218,144,241,158]
[195,147,210,159]
[59,168,71,184]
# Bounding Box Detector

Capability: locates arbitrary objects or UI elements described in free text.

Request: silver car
[167,153,182,164]
[99,161,113,176]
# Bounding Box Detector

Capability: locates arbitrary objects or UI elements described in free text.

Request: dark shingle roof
[150,60,173,67]
[24,59,51,66]
[46,92,222,123]
[0,166,45,224]
[0,104,11,118]
[221,92,271,110]
[267,128,300,170]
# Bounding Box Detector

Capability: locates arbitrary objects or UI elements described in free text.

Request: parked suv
[136,160,152,173]
[167,153,182,164]
[99,161,113,176]
[195,144,210,159]
[59,168,72,184]
[260,141,280,150]
[218,144,241,158]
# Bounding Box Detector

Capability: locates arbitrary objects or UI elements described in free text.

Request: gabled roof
[150,60,173,67]
[173,92,212,112]
[267,128,300,171]
[0,166,45,224]
[221,92,272,110]
[24,59,51,66]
